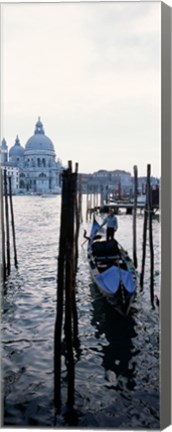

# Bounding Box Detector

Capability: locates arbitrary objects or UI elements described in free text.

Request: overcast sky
[1,1,161,177]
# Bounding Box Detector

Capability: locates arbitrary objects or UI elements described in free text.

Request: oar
[81,238,88,247]
[81,229,89,247]
[81,228,102,247]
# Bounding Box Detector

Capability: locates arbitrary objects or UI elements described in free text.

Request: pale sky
[1,1,161,177]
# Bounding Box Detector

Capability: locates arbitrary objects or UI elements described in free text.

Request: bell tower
[1,138,8,163]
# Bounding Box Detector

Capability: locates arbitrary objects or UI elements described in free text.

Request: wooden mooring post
[147,166,155,308]
[100,184,104,207]
[86,183,97,221]
[9,176,18,269]
[54,167,68,413]
[54,161,80,419]
[77,173,83,225]
[4,169,11,276]
[74,165,81,274]
[140,191,148,291]
[1,169,18,286]
[140,164,155,308]
[86,183,89,222]
[86,183,92,221]
[133,165,138,268]
[64,161,76,411]
[1,169,6,284]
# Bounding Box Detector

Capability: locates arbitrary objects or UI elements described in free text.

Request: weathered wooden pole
[147,165,155,308]
[74,164,80,274]
[86,183,89,222]
[118,177,120,201]
[1,170,6,284]
[8,176,18,269]
[100,184,104,207]
[140,207,148,290]
[105,185,109,204]
[4,169,11,276]
[94,184,97,209]
[133,165,138,268]
[71,163,79,341]
[140,166,149,290]
[89,184,93,220]
[54,168,68,412]
[65,161,75,410]
[78,173,83,224]
[97,184,99,209]
[93,184,96,211]
[54,161,80,416]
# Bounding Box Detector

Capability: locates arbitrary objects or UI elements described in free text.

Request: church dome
[9,136,25,158]
[25,118,55,153]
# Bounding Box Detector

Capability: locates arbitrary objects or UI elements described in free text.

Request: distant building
[1,164,20,194]
[1,118,63,194]
[1,138,8,163]
[81,169,160,203]
[84,169,132,196]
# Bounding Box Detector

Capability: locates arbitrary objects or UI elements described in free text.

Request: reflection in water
[90,283,138,392]
[2,196,160,428]
[54,323,82,426]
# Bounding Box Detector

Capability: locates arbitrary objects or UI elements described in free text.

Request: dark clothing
[106,227,115,241]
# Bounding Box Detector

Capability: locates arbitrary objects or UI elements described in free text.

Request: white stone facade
[1,165,20,194]
[1,118,63,195]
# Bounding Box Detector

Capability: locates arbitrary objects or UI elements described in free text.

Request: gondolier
[99,208,118,241]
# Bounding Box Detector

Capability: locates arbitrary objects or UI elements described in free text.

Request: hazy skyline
[1,1,161,177]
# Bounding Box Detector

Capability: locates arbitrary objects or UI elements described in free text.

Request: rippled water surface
[2,196,160,428]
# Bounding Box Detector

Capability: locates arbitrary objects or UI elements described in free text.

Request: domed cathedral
[1,118,63,194]
[9,135,25,163]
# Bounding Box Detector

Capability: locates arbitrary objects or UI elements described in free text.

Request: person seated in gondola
[99,208,118,241]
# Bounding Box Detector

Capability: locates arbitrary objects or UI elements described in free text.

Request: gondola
[85,218,137,317]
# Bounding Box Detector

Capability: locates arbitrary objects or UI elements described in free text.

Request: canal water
[2,195,160,428]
